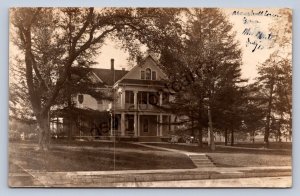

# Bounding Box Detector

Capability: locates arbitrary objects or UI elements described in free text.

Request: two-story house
[57,55,175,142]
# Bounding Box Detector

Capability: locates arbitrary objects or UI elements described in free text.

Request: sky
[94,8,288,82]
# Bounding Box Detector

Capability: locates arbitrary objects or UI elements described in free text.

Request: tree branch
[71,8,94,51]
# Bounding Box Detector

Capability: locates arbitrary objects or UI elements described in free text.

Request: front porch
[110,112,174,141]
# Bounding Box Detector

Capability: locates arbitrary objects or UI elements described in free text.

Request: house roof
[91,68,128,86]
[118,79,165,86]
[114,55,167,87]
[71,55,164,87]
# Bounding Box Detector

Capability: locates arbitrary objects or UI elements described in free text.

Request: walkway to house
[133,142,216,168]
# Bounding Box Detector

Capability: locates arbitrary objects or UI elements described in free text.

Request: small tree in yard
[10,8,182,150]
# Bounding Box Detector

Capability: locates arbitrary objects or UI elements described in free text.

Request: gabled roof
[71,55,164,87]
[70,67,104,87]
[114,55,167,87]
[118,79,165,86]
[91,68,128,86]
[71,67,128,87]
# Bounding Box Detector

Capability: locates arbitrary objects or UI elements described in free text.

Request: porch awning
[51,107,110,119]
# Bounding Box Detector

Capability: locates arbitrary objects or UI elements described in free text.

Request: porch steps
[189,154,215,168]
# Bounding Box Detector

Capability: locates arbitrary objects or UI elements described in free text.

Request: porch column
[159,114,163,136]
[133,91,138,109]
[121,112,125,136]
[170,115,175,132]
[137,114,140,136]
[156,115,159,136]
[159,92,163,106]
[134,112,138,136]
[110,113,113,136]
[120,90,125,109]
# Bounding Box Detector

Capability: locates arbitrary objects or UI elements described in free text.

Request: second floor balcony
[112,90,170,111]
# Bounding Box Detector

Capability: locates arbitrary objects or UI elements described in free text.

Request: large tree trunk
[191,120,194,137]
[224,128,228,146]
[198,127,203,148]
[230,128,234,146]
[37,112,50,150]
[265,81,274,148]
[277,128,281,142]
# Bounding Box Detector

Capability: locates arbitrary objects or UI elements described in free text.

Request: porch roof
[51,107,110,119]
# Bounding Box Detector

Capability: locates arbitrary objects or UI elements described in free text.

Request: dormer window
[152,71,156,80]
[141,70,145,79]
[146,68,151,80]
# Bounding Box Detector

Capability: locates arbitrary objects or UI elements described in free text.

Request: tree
[241,84,265,143]
[158,8,244,150]
[10,8,182,150]
[255,9,292,146]
[256,53,292,146]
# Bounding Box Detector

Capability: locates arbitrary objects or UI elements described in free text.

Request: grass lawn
[232,142,291,149]
[145,143,291,155]
[9,141,196,172]
[207,152,291,167]
[144,143,291,167]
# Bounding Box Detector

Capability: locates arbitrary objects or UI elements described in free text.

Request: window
[162,93,169,105]
[152,71,156,80]
[145,68,151,80]
[125,91,134,104]
[141,70,145,80]
[149,92,158,105]
[140,92,148,105]
[78,94,84,104]
[143,119,149,132]
[126,115,134,132]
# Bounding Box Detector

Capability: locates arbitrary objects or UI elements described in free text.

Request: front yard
[207,153,291,167]
[9,140,292,173]
[9,141,196,172]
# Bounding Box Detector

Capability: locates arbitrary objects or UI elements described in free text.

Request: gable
[92,68,128,86]
[71,67,103,86]
[120,56,166,81]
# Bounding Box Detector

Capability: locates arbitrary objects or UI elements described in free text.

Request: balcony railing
[120,103,157,111]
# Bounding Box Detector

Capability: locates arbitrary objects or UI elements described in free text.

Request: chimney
[122,68,125,71]
[111,58,114,70]
[136,56,142,65]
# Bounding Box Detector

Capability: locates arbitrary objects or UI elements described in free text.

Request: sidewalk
[113,176,292,188]
[16,165,290,187]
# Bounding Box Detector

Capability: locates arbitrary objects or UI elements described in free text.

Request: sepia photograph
[8,7,292,188]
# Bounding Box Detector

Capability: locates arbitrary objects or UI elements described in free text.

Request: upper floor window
[141,70,145,80]
[138,91,148,105]
[152,71,156,80]
[162,93,169,105]
[125,91,134,104]
[145,68,151,80]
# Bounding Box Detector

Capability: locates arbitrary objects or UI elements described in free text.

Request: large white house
[58,55,176,142]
